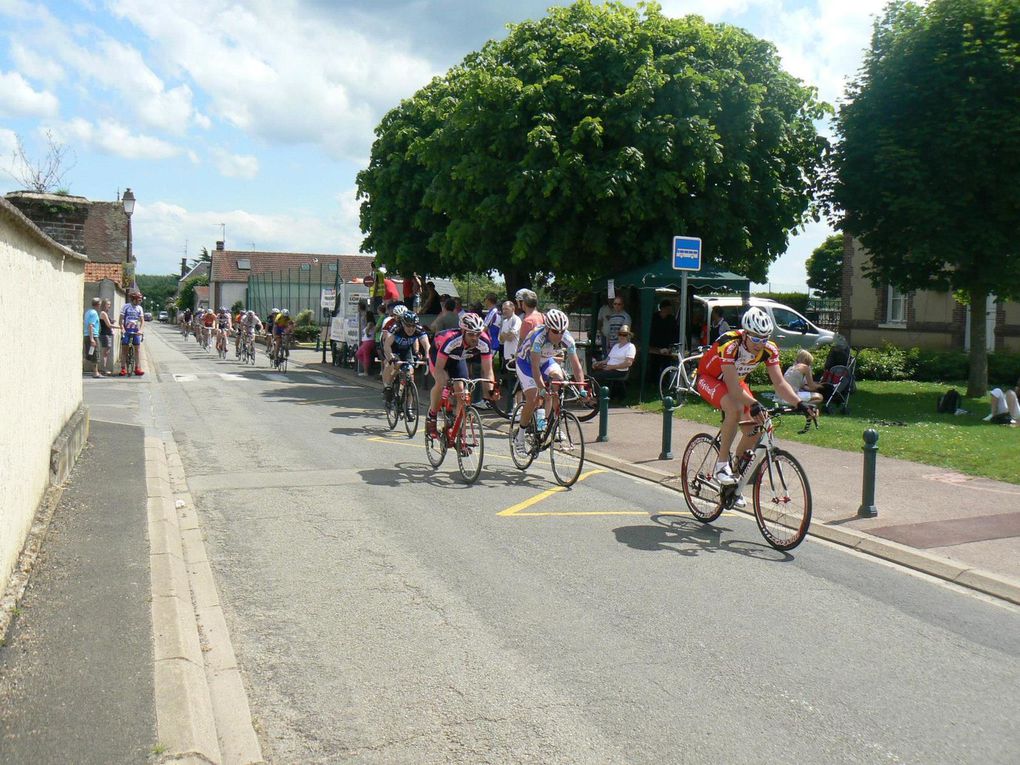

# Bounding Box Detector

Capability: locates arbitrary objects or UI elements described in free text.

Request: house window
[886,286,907,325]
[236,259,251,270]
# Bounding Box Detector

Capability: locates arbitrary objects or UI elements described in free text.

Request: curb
[303,357,1020,607]
[146,432,265,764]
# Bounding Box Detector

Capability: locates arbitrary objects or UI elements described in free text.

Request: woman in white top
[783,350,824,403]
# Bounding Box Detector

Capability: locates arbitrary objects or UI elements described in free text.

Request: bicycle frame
[533,380,588,449]
[439,377,491,443]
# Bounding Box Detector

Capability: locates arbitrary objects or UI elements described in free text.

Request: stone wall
[0,198,87,593]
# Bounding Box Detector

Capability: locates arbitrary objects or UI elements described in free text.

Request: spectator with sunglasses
[695,307,804,488]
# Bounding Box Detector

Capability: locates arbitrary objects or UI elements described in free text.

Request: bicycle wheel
[425,422,447,468]
[752,449,812,551]
[456,406,485,484]
[385,387,399,429]
[659,366,680,401]
[508,403,536,470]
[403,381,419,438]
[491,375,518,419]
[680,433,724,523]
[549,411,585,487]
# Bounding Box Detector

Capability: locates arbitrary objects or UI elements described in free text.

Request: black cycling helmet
[401,311,419,325]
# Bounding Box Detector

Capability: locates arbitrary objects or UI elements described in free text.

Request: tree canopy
[828,0,1020,394]
[357,0,828,294]
[805,234,844,298]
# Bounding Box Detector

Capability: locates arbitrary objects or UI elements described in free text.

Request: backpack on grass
[936,389,961,414]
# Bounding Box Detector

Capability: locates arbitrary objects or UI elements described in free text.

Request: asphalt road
[147,325,1020,764]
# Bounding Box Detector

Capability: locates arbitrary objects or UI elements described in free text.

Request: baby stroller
[820,346,859,415]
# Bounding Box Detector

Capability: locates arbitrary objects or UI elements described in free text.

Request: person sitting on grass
[783,350,827,404]
[985,377,1020,425]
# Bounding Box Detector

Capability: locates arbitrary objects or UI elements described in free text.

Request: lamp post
[122,187,136,264]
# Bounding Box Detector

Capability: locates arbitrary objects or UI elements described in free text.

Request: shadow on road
[612,514,791,562]
[358,460,550,491]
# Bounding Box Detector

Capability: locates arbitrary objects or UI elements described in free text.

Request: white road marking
[218,373,246,381]
[172,374,198,382]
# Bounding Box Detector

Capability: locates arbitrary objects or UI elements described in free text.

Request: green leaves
[358,0,826,288]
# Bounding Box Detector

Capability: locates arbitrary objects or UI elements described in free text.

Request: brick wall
[84,262,124,286]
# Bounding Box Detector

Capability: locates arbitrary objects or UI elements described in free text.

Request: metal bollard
[857,429,879,517]
[659,396,675,460]
[597,386,610,442]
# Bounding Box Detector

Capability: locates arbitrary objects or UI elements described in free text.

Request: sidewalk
[293,348,1020,605]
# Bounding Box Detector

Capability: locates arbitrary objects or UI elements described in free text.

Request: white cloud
[55,118,181,160]
[0,71,59,117]
[134,198,357,273]
[109,0,437,159]
[9,41,65,85]
[211,148,259,179]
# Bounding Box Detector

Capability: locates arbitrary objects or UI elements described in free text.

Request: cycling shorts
[273,325,287,336]
[391,346,416,364]
[696,375,752,414]
[429,353,468,381]
[515,359,562,392]
[121,331,142,346]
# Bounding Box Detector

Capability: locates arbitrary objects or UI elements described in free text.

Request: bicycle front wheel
[385,389,399,429]
[456,406,484,484]
[425,427,447,468]
[508,403,536,470]
[659,366,680,401]
[753,449,812,551]
[550,411,585,487]
[680,433,724,523]
[403,381,419,438]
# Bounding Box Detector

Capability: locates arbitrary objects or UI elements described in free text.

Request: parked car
[694,295,835,350]
[158,311,169,323]
[144,311,153,322]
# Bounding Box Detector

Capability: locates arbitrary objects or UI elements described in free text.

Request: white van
[694,295,835,350]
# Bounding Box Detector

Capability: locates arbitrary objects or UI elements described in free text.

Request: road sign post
[672,236,702,358]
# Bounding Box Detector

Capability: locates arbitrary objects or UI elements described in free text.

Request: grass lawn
[635,380,1019,485]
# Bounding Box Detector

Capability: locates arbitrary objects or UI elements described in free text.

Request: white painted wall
[0,199,86,592]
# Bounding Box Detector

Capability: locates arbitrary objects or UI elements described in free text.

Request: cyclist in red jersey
[695,307,804,487]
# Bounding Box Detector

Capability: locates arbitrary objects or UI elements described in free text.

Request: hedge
[743,344,1020,385]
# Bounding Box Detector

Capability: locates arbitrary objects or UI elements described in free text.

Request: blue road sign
[672,236,702,271]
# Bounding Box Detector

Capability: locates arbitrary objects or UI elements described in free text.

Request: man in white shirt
[604,297,631,350]
[498,301,521,361]
[592,324,636,400]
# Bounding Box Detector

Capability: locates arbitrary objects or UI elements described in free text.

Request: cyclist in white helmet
[695,306,805,487]
[513,308,587,454]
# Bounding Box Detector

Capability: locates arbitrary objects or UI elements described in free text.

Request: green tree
[805,234,844,298]
[137,274,179,311]
[828,0,1020,396]
[358,0,828,296]
[452,272,506,305]
[176,275,208,311]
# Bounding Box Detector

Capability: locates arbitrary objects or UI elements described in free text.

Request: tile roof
[210,250,374,283]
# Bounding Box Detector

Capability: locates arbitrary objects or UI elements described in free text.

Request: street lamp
[122,187,135,263]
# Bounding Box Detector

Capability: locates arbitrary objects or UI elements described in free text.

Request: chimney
[216,240,225,251]
[180,258,188,277]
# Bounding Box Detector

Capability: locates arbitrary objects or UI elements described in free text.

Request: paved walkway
[297,348,1020,604]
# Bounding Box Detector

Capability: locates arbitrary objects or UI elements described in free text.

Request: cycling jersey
[121,304,144,333]
[389,326,427,356]
[217,313,230,329]
[432,329,492,362]
[697,330,780,380]
[202,313,215,327]
[515,325,576,377]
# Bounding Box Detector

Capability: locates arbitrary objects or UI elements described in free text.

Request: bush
[752,291,809,315]
[989,353,1020,384]
[295,309,316,327]
[292,325,320,343]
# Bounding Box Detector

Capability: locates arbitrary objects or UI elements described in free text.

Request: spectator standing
[355,311,377,376]
[648,299,677,377]
[383,275,401,305]
[498,300,521,362]
[84,297,102,377]
[369,261,387,312]
[402,271,422,310]
[517,290,544,343]
[420,281,440,316]
[430,298,460,334]
[596,296,613,352]
[604,297,631,349]
[482,293,501,355]
[99,299,115,374]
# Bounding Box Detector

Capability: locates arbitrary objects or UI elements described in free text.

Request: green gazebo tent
[593,261,751,399]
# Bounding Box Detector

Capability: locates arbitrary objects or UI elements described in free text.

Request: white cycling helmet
[459,313,485,333]
[392,304,409,318]
[741,306,774,337]
[514,288,528,301]
[544,308,569,332]
[282,309,290,317]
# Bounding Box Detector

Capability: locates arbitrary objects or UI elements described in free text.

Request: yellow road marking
[297,396,367,406]
[498,470,618,516]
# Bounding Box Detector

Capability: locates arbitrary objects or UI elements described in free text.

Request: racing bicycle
[658,343,705,405]
[426,377,496,484]
[679,403,817,551]
[508,380,588,487]
[493,358,598,423]
[270,335,290,372]
[385,359,425,438]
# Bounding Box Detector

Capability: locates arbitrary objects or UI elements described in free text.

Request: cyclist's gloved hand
[749,402,763,418]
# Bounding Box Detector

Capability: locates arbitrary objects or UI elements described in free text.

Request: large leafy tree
[829,0,1020,396]
[358,0,828,295]
[806,234,844,298]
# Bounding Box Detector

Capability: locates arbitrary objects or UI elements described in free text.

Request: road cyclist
[201,308,216,350]
[511,308,589,455]
[118,290,146,376]
[382,310,430,411]
[426,313,499,441]
[214,306,232,359]
[238,310,262,365]
[689,306,809,506]
[271,309,293,369]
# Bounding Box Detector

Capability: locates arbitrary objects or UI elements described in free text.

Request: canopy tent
[592,262,751,400]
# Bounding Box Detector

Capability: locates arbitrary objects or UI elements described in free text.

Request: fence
[247,261,341,327]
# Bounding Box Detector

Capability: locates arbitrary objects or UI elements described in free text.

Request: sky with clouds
[0,0,891,288]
